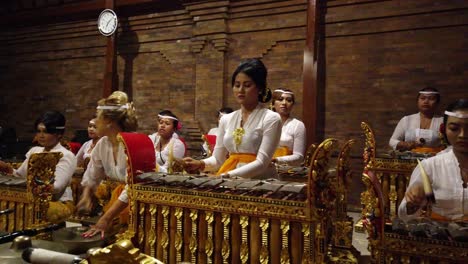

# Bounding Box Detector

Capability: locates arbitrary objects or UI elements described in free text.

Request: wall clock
[98,9,118,36]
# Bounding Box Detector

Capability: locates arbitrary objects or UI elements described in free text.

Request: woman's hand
[81,216,110,240]
[183,157,203,173]
[405,184,426,215]
[397,141,423,151]
[76,187,94,216]
[0,161,13,174]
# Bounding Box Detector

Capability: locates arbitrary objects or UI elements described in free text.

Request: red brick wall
[0,0,467,158]
[325,0,468,153]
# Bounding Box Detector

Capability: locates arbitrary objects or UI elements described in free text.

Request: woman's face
[87,119,98,139]
[158,118,175,138]
[95,113,111,137]
[36,123,60,150]
[417,94,438,113]
[446,109,468,154]
[273,93,294,116]
[233,72,259,107]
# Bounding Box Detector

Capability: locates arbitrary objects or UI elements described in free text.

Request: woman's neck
[92,138,99,145]
[159,135,171,145]
[280,114,290,124]
[107,131,121,147]
[420,111,434,119]
[44,142,59,152]
[454,150,468,170]
[241,102,258,113]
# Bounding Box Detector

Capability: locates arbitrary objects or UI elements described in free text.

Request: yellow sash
[104,183,130,224]
[273,146,292,158]
[217,153,257,175]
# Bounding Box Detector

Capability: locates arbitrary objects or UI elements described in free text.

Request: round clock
[98,9,118,36]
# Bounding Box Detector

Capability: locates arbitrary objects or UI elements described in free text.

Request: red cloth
[204,134,216,153]
[118,132,156,182]
[68,142,82,155]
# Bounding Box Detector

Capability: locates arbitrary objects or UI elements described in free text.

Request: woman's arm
[275,120,306,165]
[52,151,77,197]
[82,199,128,239]
[203,115,229,171]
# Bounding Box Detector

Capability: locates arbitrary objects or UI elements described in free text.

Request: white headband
[38,124,64,130]
[274,89,294,95]
[419,91,439,95]
[445,111,468,119]
[96,104,130,110]
[158,114,178,121]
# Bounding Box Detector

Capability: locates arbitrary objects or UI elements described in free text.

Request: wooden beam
[302,0,321,145]
[0,0,161,26]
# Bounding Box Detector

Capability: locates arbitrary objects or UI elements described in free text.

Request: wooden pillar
[302,0,323,145]
[103,0,118,98]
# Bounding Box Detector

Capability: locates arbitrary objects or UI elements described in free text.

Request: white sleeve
[81,143,106,191]
[203,116,229,171]
[118,186,129,204]
[398,161,427,221]
[389,116,408,150]
[13,148,33,178]
[228,113,282,177]
[75,141,88,167]
[53,152,77,196]
[159,139,186,173]
[276,121,306,165]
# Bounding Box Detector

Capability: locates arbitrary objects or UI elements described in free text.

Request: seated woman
[271,88,306,166]
[76,117,100,168]
[202,107,234,154]
[76,91,138,238]
[389,87,443,152]
[0,111,77,223]
[398,99,468,222]
[184,58,282,179]
[148,110,185,172]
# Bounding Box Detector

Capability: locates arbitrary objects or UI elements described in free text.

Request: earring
[106,123,111,129]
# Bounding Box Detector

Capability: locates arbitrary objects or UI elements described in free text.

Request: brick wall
[0,0,467,158]
[325,0,468,154]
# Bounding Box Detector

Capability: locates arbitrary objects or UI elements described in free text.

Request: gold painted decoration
[205,211,214,263]
[259,218,269,264]
[221,213,231,263]
[280,220,290,264]
[189,209,198,264]
[161,206,169,262]
[175,207,183,263]
[148,205,157,257]
[240,215,249,264]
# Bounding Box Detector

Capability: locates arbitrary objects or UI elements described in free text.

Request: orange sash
[103,183,129,224]
[273,146,292,158]
[216,153,256,175]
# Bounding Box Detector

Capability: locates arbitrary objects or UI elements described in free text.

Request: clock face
[98,9,118,36]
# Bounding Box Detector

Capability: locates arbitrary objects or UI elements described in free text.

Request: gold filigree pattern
[301,223,311,264]
[189,209,198,263]
[280,220,290,264]
[205,211,214,263]
[240,215,249,264]
[28,152,62,224]
[148,205,157,257]
[138,204,145,247]
[161,206,169,263]
[221,213,230,262]
[175,207,183,263]
[83,239,162,264]
[259,218,269,264]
